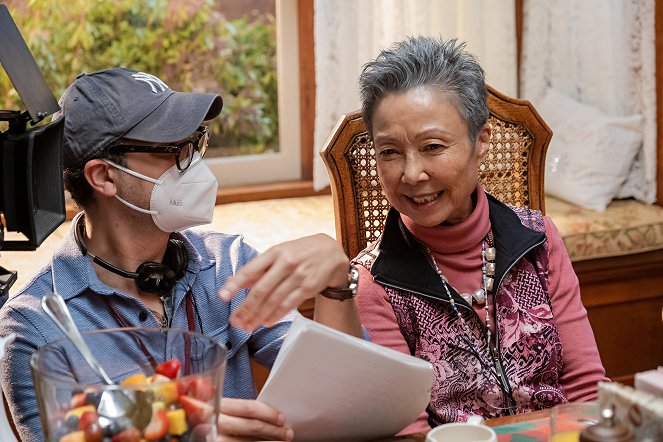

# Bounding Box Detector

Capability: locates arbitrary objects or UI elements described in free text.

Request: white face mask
[106,152,218,232]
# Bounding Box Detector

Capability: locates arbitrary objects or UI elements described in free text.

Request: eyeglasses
[109,126,209,172]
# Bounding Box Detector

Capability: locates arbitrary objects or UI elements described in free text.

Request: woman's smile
[407,191,443,205]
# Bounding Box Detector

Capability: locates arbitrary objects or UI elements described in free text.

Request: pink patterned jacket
[354,196,568,426]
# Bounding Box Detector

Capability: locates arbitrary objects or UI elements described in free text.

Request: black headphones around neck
[74,216,189,295]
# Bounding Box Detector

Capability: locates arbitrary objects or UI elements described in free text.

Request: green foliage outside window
[0,0,278,154]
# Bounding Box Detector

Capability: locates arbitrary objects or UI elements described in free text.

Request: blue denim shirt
[0,219,297,442]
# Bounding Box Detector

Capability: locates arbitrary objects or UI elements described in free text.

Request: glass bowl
[549,401,599,442]
[30,327,227,442]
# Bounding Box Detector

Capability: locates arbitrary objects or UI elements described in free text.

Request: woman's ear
[475,122,491,160]
[84,160,118,197]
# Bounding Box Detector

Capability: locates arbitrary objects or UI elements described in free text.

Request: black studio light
[0,4,65,295]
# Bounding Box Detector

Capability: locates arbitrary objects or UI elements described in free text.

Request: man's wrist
[319,265,359,301]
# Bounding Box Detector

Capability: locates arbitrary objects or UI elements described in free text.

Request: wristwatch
[320,265,359,301]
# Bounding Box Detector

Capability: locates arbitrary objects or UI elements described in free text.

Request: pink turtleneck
[402,188,493,330]
[355,186,609,434]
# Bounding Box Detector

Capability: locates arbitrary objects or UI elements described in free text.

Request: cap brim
[123,92,223,142]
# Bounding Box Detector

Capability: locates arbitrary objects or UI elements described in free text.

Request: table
[380,409,553,442]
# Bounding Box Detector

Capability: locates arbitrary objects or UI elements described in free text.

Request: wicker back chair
[320,85,552,259]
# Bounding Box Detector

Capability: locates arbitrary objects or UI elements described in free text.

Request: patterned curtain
[312,0,518,190]
[520,0,656,203]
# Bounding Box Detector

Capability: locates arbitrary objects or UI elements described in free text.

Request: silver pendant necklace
[426,230,496,345]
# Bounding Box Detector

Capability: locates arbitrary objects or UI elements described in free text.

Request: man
[0,68,363,441]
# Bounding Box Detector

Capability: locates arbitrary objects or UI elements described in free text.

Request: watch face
[320,265,359,300]
[348,266,359,293]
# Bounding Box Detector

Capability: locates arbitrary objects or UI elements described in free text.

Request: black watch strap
[320,265,359,301]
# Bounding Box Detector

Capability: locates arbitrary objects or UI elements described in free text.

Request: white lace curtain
[312,0,517,189]
[520,0,657,203]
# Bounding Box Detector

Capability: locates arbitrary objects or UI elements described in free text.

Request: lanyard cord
[183,292,194,376]
[104,290,197,375]
[104,296,158,370]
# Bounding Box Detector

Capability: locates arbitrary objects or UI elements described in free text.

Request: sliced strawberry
[176,377,191,397]
[111,427,141,442]
[83,421,103,442]
[156,358,182,379]
[77,410,99,430]
[70,392,88,408]
[143,408,170,440]
[179,395,215,427]
[187,376,215,402]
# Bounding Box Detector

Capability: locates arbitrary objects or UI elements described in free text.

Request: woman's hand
[217,398,293,441]
[219,234,349,331]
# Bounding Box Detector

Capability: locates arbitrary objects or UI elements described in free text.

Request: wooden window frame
[216,0,327,204]
[657,1,663,206]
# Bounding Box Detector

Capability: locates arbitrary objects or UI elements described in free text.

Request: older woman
[353,36,609,433]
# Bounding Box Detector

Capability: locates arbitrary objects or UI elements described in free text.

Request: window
[1,0,312,191]
[206,0,303,187]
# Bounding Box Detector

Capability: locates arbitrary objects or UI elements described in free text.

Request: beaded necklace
[426,230,496,345]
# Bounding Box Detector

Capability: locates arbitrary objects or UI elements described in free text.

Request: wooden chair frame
[321,85,552,259]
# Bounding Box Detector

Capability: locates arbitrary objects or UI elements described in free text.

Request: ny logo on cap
[132,72,169,94]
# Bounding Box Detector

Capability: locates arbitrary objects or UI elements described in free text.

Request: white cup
[425,415,498,442]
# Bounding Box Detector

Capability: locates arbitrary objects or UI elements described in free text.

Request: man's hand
[217,398,293,441]
[219,234,349,331]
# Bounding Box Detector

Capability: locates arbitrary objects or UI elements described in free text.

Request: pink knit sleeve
[355,265,431,434]
[544,217,610,401]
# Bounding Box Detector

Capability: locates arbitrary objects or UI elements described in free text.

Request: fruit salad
[52,358,218,442]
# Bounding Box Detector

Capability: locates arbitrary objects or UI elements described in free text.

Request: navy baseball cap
[55,67,223,169]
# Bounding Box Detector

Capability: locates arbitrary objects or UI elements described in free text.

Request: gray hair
[359,36,488,143]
